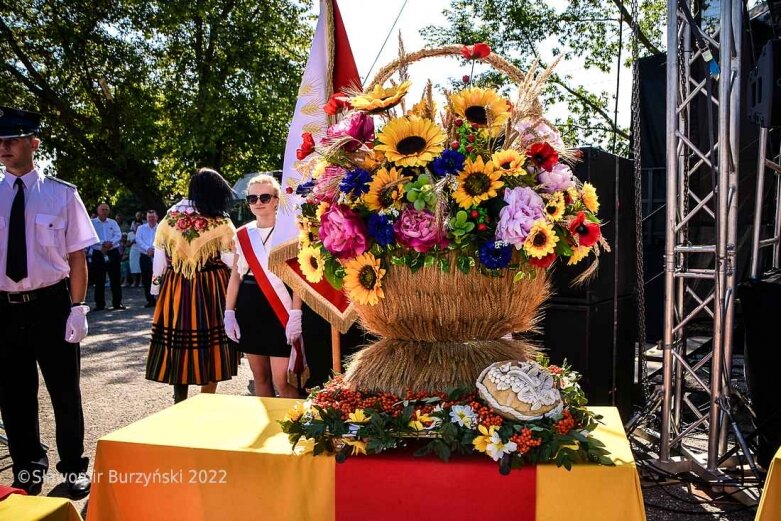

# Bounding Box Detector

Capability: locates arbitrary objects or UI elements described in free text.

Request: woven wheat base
[343,338,536,395]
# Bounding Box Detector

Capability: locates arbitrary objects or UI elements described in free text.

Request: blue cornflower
[367,214,395,247]
[478,240,512,269]
[339,168,372,197]
[296,180,315,196]
[430,150,466,177]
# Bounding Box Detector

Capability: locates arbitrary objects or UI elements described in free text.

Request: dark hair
[187,167,234,217]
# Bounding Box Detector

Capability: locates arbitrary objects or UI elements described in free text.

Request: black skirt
[233,275,290,357]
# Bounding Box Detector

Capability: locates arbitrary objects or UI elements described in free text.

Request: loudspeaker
[748,39,781,128]
[738,273,781,469]
[551,147,636,303]
[536,294,637,420]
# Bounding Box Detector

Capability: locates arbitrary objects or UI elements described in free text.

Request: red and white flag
[269,0,361,334]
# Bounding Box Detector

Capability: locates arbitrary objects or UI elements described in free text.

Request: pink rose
[318,205,368,259]
[193,217,208,231]
[393,208,448,253]
[323,112,375,152]
[176,217,191,231]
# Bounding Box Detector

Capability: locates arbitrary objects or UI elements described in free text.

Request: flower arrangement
[280,356,613,471]
[292,44,609,306]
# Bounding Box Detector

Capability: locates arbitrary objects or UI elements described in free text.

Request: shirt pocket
[35,213,66,249]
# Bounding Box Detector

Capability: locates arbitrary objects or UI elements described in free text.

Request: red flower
[323,92,350,115]
[568,212,601,247]
[176,217,191,231]
[529,252,557,269]
[296,132,315,160]
[193,217,208,231]
[460,42,491,60]
[526,142,559,172]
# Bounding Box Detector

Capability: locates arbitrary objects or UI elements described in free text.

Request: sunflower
[453,156,504,208]
[491,149,526,176]
[568,245,591,266]
[581,182,600,213]
[350,80,411,113]
[449,87,511,134]
[298,222,319,248]
[374,116,446,168]
[364,166,408,212]
[342,252,386,305]
[544,193,565,222]
[316,201,330,220]
[523,219,559,258]
[298,246,325,283]
[565,187,580,206]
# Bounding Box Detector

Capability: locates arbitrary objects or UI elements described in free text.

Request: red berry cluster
[451,118,480,154]
[468,207,491,232]
[468,401,504,428]
[554,409,575,435]
[511,428,542,454]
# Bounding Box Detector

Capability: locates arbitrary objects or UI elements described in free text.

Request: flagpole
[331,326,342,373]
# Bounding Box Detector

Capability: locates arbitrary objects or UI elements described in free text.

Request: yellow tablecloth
[0,494,83,521]
[86,394,645,521]
[756,444,781,521]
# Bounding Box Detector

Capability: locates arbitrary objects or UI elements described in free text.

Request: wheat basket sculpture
[270,43,608,395]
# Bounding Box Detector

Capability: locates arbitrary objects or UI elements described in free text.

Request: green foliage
[0,0,312,212]
[405,173,437,210]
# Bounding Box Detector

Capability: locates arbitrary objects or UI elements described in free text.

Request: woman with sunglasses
[146,168,240,403]
[223,174,301,398]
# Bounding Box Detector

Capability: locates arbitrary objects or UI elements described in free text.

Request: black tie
[6,177,28,282]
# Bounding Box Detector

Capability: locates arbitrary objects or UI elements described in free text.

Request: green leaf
[438,257,450,273]
[424,255,436,268]
[554,229,573,256]
[456,255,472,274]
[513,270,526,283]
[323,257,343,290]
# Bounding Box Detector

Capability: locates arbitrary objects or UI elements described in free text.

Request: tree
[421,0,665,153]
[0,0,312,213]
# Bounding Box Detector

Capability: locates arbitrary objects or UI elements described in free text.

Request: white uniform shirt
[234,221,292,310]
[135,222,158,256]
[0,168,98,292]
[90,217,122,253]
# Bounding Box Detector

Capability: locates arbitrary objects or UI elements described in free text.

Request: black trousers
[91,248,122,308]
[0,281,88,482]
[140,254,155,304]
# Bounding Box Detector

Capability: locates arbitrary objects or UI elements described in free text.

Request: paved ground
[0,285,762,519]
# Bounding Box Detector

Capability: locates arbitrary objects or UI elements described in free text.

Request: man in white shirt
[0,105,97,497]
[134,209,159,307]
[90,203,124,310]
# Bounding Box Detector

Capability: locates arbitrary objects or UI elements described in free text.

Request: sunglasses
[246,194,277,205]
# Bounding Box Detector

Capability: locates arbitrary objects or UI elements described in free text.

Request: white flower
[485,432,518,461]
[449,404,478,429]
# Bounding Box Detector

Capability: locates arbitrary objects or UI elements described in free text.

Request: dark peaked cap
[0,105,41,139]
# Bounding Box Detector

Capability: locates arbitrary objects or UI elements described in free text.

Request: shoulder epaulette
[45,175,77,189]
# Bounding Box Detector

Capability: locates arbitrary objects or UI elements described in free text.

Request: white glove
[286,309,303,346]
[65,305,90,343]
[224,310,241,342]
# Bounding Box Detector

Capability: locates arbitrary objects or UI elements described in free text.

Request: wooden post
[331,326,342,374]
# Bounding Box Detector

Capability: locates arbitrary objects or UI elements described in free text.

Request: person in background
[125,227,141,287]
[89,203,124,311]
[115,213,128,233]
[146,167,239,403]
[224,174,301,399]
[134,209,158,307]
[130,210,143,233]
[0,105,97,497]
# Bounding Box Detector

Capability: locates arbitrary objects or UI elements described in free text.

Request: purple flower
[496,187,545,247]
[367,214,395,247]
[478,241,512,269]
[514,119,564,148]
[324,112,375,152]
[393,208,448,253]
[430,150,465,177]
[537,163,575,193]
[318,205,368,259]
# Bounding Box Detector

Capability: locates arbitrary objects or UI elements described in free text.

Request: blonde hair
[247,173,281,198]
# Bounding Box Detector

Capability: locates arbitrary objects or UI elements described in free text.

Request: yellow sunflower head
[453,156,504,208]
[297,222,319,248]
[316,201,330,220]
[568,245,591,266]
[544,193,565,222]
[364,166,408,212]
[449,87,511,135]
[523,219,560,258]
[297,246,325,283]
[350,80,411,113]
[581,182,599,213]
[374,115,447,168]
[342,252,386,305]
[491,149,526,176]
[565,187,580,206]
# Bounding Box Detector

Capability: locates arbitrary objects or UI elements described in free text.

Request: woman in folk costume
[146,168,240,403]
[223,173,303,398]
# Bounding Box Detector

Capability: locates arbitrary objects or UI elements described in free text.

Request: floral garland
[280,358,614,470]
[292,43,609,306]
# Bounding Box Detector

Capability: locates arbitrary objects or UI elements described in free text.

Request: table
[86,394,646,521]
[756,444,781,521]
[0,494,83,521]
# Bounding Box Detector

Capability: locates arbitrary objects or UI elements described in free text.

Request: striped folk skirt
[146,262,239,385]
